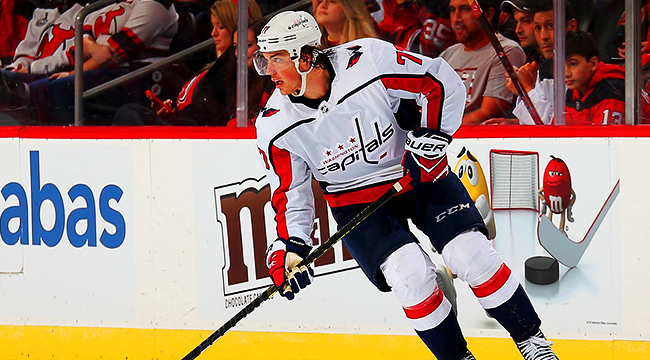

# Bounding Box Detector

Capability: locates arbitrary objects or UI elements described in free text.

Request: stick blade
[537,215,585,268]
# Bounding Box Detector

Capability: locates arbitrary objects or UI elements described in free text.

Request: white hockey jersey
[255,38,466,243]
[83,0,178,61]
[9,3,83,75]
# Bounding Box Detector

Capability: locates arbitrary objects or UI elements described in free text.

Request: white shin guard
[442,228,519,309]
[380,243,452,331]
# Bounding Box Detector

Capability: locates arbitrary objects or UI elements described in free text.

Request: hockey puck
[525,256,559,285]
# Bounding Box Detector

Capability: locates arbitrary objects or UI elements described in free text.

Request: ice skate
[516,330,559,360]
[461,350,477,359]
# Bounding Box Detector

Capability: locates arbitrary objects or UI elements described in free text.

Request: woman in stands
[312,0,379,48]
[227,18,275,126]
[113,0,262,126]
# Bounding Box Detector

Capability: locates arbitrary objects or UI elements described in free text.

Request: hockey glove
[266,237,314,300]
[402,127,452,185]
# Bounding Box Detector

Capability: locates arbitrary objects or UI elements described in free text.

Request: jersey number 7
[396,51,423,66]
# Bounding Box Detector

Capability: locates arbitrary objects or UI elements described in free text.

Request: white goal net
[490,150,539,211]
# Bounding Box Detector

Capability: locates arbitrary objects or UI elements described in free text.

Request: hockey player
[254,11,559,360]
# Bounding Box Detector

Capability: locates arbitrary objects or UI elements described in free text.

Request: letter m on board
[214,177,273,295]
[214,177,360,295]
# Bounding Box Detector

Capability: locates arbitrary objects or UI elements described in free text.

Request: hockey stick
[180,174,412,360]
[466,0,544,125]
[538,180,619,267]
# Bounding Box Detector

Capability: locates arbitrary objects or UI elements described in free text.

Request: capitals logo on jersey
[317,114,393,175]
[261,106,280,117]
[346,45,363,69]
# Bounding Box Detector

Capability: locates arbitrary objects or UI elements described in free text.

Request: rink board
[0,126,648,359]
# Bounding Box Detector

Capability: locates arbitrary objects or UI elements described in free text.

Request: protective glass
[253,50,295,76]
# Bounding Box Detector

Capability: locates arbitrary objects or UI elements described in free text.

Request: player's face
[533,10,555,59]
[261,51,301,95]
[314,0,346,31]
[234,29,259,69]
[211,15,233,55]
[449,0,482,45]
[514,10,536,50]
[565,54,597,93]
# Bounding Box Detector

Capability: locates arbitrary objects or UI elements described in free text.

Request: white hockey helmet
[257,11,321,60]
[254,11,322,96]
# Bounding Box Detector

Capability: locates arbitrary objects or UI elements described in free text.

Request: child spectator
[312,0,378,48]
[564,30,625,125]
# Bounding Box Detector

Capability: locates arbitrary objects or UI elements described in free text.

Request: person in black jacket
[113,0,262,126]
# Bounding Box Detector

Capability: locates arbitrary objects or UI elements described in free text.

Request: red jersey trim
[324,182,400,208]
[381,74,444,130]
[270,145,292,239]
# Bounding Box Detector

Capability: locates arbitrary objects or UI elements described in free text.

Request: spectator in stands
[481,0,537,125]
[377,0,456,58]
[564,30,625,125]
[508,0,577,125]
[112,0,264,126]
[23,0,180,125]
[229,18,275,125]
[417,0,457,58]
[0,0,87,120]
[312,0,378,48]
[501,0,539,64]
[377,0,422,50]
[1,0,85,85]
[440,0,526,125]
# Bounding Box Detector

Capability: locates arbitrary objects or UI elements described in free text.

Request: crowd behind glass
[0,0,646,126]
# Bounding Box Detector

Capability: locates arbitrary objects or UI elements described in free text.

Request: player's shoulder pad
[255,90,303,139]
[330,37,397,72]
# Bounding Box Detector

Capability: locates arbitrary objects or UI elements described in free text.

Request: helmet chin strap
[291,59,314,97]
